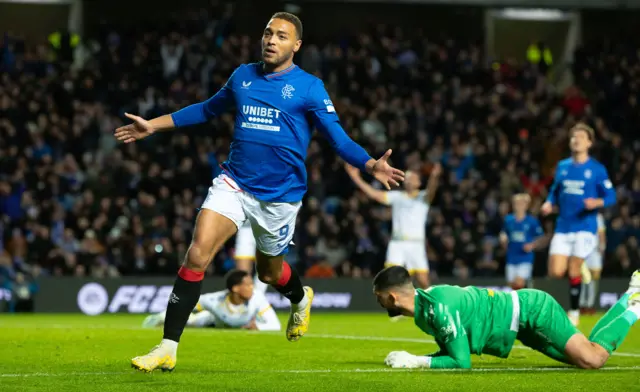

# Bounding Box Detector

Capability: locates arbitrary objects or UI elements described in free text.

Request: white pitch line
[293,333,640,358]
[6,323,640,358]
[2,366,640,378]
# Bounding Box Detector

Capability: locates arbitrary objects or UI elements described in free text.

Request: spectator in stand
[1,4,639,283]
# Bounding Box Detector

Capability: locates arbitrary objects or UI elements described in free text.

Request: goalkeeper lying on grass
[374,266,640,369]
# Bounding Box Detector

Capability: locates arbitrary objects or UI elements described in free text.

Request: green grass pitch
[2,313,639,391]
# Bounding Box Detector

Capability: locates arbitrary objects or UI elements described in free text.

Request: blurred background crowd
[1,1,640,287]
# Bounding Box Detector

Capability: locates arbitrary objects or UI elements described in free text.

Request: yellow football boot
[286,286,314,342]
[131,344,176,373]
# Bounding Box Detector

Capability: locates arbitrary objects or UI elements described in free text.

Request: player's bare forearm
[148,114,176,132]
[351,174,387,204]
[530,236,546,250]
[425,169,441,204]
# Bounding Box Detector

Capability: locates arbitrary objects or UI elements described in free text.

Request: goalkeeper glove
[384,351,431,369]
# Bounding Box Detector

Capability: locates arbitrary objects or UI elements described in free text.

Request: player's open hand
[114,113,155,143]
[523,243,534,253]
[369,149,405,190]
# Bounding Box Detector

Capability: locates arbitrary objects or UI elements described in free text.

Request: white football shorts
[505,263,533,283]
[384,240,429,274]
[549,231,598,260]
[201,173,300,256]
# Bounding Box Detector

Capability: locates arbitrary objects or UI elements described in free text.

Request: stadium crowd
[1,5,640,285]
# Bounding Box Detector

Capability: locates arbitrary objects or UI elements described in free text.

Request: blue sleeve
[596,165,616,208]
[170,67,238,127]
[546,168,561,205]
[306,79,372,172]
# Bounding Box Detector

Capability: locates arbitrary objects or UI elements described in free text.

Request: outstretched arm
[424,163,442,204]
[308,80,404,189]
[169,81,235,127]
[384,308,472,369]
[115,67,239,143]
[344,163,388,205]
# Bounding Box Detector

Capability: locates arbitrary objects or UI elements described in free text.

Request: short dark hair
[271,12,303,40]
[373,266,412,292]
[225,269,250,291]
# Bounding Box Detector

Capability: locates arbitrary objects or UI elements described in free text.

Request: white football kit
[384,190,430,274]
[190,290,280,330]
[143,290,281,331]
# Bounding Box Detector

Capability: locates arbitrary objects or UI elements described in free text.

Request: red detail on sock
[178,266,205,282]
[276,262,292,287]
[570,277,582,285]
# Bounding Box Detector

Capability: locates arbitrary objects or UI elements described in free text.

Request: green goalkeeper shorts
[515,289,580,362]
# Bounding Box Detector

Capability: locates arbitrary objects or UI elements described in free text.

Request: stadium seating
[1,4,639,284]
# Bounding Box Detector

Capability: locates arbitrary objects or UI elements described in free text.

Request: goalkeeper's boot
[286,286,314,342]
[629,270,640,292]
[131,342,176,373]
[142,313,164,328]
[629,292,640,308]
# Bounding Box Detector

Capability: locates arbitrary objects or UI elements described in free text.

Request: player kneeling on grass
[374,266,640,370]
[142,269,280,332]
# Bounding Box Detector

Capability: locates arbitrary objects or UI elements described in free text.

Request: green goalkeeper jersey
[414,285,519,369]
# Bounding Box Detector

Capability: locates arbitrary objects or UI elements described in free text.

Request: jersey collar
[570,156,591,166]
[261,62,297,80]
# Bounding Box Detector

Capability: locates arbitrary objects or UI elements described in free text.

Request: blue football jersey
[170,62,372,202]
[546,157,616,234]
[502,214,543,264]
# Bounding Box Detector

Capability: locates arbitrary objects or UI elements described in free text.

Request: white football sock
[294,291,309,310]
[161,339,179,352]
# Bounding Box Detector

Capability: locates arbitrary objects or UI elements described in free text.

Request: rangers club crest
[282,84,295,99]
